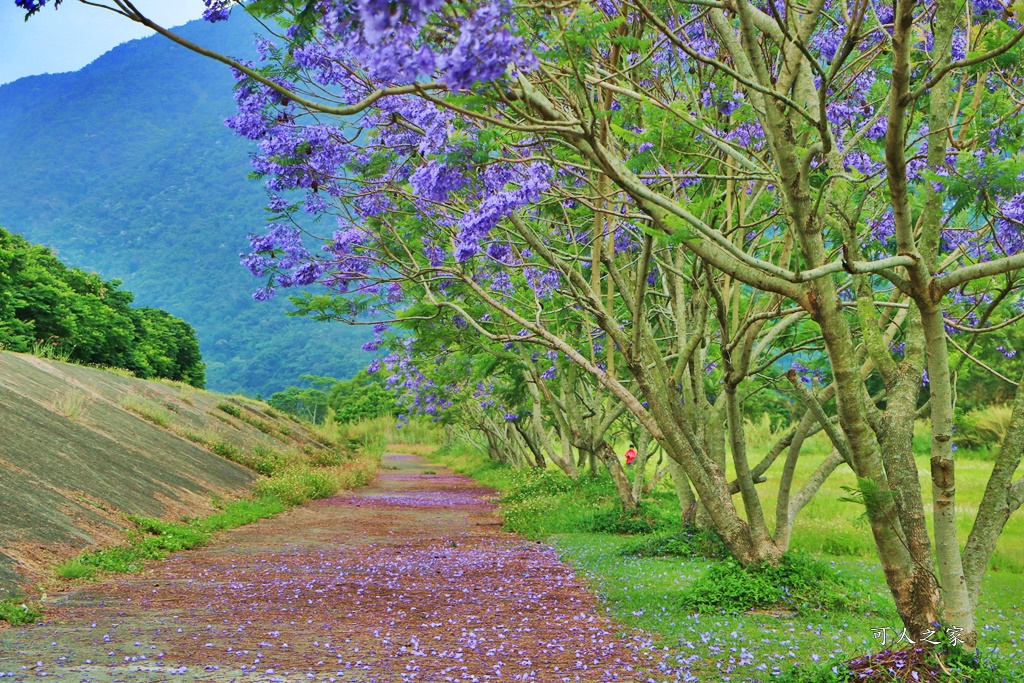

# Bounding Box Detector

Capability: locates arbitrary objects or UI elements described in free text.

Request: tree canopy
[0,226,205,386]
[16,0,1024,651]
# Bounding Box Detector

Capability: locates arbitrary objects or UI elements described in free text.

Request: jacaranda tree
[18,0,1024,647]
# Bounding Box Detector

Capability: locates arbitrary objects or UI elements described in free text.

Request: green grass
[216,402,242,418]
[750,427,1024,575]
[53,496,292,582]
[430,442,1024,681]
[49,439,379,590]
[120,395,172,427]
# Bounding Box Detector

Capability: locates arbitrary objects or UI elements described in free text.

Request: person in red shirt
[625,445,638,466]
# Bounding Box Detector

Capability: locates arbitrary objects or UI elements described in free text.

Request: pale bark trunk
[774,410,817,550]
[668,456,697,525]
[922,307,975,642]
[631,430,652,504]
[595,441,638,511]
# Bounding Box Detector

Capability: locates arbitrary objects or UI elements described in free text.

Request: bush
[679,552,854,613]
[501,468,579,504]
[579,505,671,535]
[620,525,728,559]
[0,600,41,626]
[251,444,285,476]
[329,371,398,424]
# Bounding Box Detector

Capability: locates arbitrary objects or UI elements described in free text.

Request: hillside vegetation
[0,16,371,396]
[0,227,204,386]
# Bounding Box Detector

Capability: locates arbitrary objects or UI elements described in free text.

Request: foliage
[619,525,728,560]
[52,413,380,584]
[578,505,672,535]
[328,370,399,424]
[268,377,333,424]
[0,227,205,386]
[16,0,1024,651]
[955,404,1015,451]
[679,554,855,614]
[774,645,1024,683]
[432,444,679,536]
[0,600,40,626]
[424,440,1024,678]
[57,505,244,580]
[252,466,347,505]
[0,17,373,396]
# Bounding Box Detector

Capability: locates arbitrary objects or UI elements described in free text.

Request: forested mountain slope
[0,17,370,395]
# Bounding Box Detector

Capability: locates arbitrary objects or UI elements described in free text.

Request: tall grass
[53,388,91,420]
[312,414,439,457]
[955,404,1015,452]
[31,337,74,362]
[120,394,172,427]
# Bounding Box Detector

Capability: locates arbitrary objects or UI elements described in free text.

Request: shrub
[308,447,345,467]
[253,466,344,506]
[679,552,854,613]
[251,444,285,476]
[620,525,728,559]
[579,506,670,535]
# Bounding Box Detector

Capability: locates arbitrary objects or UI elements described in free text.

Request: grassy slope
[429,442,1024,681]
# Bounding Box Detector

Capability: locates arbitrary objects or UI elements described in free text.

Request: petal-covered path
[0,454,668,682]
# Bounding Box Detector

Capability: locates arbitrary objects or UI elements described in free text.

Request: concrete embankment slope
[0,351,323,598]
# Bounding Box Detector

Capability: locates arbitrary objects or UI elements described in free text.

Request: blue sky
[0,1,204,85]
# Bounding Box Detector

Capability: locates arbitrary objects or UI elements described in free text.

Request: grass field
[429,434,1024,681]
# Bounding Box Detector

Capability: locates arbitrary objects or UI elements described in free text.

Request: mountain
[0,16,371,396]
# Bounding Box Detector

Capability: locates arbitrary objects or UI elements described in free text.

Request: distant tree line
[268,371,396,425]
[0,227,205,386]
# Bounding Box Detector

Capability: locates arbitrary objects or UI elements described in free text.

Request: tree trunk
[668,456,697,526]
[594,441,638,511]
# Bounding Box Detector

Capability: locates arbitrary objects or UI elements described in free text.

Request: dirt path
[0,453,667,682]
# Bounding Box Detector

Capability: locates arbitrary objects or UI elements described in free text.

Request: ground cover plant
[0,601,40,627]
[54,498,286,581]
[51,438,380,585]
